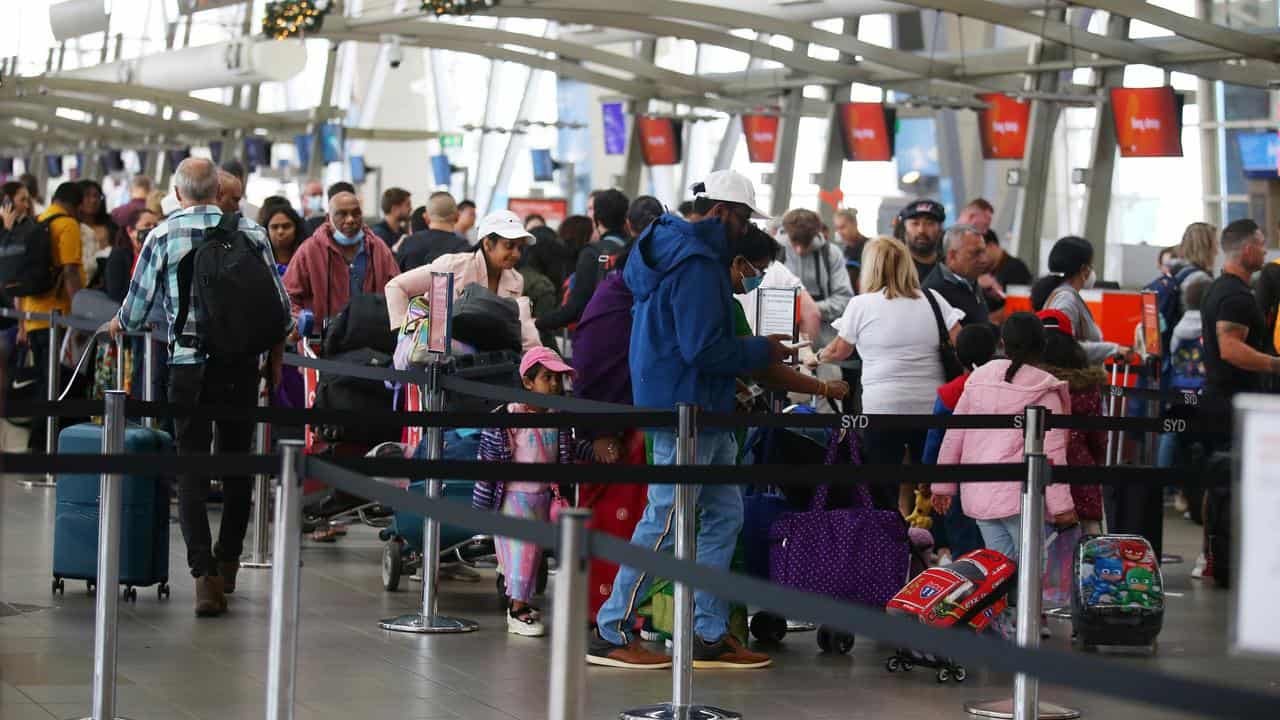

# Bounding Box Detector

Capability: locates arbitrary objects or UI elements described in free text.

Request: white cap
[697,169,768,219]
[477,210,536,243]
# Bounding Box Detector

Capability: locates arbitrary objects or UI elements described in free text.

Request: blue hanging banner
[602,102,627,156]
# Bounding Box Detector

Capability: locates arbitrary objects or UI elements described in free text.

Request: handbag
[922,289,965,381]
[768,431,911,608]
[1043,524,1082,609]
[393,296,433,369]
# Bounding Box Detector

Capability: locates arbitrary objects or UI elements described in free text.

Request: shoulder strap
[921,288,949,346]
[37,212,68,228]
[174,246,196,339]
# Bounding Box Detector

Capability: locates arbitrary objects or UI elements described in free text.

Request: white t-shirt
[834,289,964,414]
[735,262,804,336]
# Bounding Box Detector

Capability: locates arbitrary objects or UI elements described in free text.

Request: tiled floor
[2,477,1277,720]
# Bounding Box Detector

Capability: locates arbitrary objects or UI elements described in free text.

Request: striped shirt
[117,205,293,365]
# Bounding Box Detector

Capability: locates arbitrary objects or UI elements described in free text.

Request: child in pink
[473,347,574,637]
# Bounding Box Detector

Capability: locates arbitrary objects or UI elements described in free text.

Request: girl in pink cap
[473,346,575,636]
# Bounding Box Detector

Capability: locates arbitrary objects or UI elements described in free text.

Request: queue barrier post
[547,509,592,720]
[23,309,60,489]
[621,403,741,720]
[379,360,478,634]
[965,406,1081,720]
[77,391,127,720]
[245,381,273,570]
[266,441,305,720]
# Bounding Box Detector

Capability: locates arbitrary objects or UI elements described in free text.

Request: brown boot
[194,575,226,618]
[219,560,240,595]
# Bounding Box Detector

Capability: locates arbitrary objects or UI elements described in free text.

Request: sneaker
[1191,553,1208,579]
[586,630,672,669]
[507,605,546,637]
[219,560,240,595]
[692,634,772,669]
[194,575,226,618]
[1202,553,1215,580]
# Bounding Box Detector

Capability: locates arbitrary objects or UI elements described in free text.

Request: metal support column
[1080,15,1131,274]
[818,18,861,226]
[547,509,591,720]
[965,406,1080,720]
[770,53,807,219]
[265,441,304,720]
[1011,28,1065,273]
[620,39,657,197]
[1196,0,1222,228]
[308,42,340,181]
[380,361,478,634]
[76,391,126,720]
[622,404,739,720]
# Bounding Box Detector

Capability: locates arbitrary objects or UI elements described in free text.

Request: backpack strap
[174,245,196,341]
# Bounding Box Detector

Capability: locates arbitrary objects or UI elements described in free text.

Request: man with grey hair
[922,223,991,326]
[108,156,293,618]
[215,169,243,216]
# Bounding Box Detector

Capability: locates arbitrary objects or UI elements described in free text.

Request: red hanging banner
[836,103,895,162]
[1111,87,1184,158]
[977,93,1031,160]
[741,114,780,163]
[636,116,683,166]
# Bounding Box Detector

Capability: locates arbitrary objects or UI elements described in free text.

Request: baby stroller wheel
[886,656,901,672]
[816,626,854,654]
[936,668,950,683]
[953,666,968,682]
[382,542,403,592]
[750,612,788,644]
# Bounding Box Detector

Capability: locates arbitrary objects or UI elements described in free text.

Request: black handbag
[451,282,521,352]
[922,289,965,381]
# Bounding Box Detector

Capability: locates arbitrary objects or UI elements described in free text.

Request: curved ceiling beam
[0,113,144,144]
[525,0,956,77]
[333,14,727,97]
[8,76,276,129]
[0,94,187,135]
[1067,0,1280,62]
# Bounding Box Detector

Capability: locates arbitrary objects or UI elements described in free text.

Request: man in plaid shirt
[108,157,292,617]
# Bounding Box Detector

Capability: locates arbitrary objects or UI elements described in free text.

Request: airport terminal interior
[3,1,1280,719]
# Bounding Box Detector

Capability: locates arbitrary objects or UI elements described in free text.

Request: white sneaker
[1191,553,1208,579]
[507,606,546,637]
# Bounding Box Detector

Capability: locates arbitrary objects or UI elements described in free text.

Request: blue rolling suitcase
[53,423,173,601]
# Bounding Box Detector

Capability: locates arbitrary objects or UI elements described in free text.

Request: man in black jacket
[923,224,991,326]
[395,191,470,271]
[536,188,629,334]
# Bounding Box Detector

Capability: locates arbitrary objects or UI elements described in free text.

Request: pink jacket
[932,358,1074,520]
[283,222,399,323]
[385,248,540,351]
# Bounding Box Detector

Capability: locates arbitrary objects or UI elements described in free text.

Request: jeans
[596,431,742,646]
[977,515,1022,564]
[26,329,50,451]
[861,428,927,511]
[169,358,259,577]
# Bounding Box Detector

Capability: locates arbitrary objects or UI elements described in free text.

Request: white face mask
[1083,268,1097,289]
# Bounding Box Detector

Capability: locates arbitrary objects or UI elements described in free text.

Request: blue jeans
[977,515,1022,564]
[595,431,742,646]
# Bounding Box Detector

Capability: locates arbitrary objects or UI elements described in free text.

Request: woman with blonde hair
[812,236,963,511]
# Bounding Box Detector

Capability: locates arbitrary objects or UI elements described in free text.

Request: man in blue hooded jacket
[588,171,790,670]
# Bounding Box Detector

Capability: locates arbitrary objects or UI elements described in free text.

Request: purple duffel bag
[768,432,910,608]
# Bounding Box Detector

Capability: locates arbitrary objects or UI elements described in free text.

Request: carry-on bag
[53,422,173,600]
[1072,534,1164,651]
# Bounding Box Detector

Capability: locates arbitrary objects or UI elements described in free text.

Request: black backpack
[322,293,397,356]
[175,212,289,359]
[313,348,401,444]
[0,214,68,298]
[451,282,521,352]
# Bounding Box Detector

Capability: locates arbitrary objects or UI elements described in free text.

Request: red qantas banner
[741,114,780,163]
[636,116,683,166]
[1111,87,1183,158]
[836,103,895,162]
[977,93,1031,160]
[508,198,569,227]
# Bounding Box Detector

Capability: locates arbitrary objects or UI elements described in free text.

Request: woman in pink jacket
[932,313,1078,562]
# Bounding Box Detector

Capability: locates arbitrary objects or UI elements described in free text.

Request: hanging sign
[636,116,683,166]
[1111,87,1183,158]
[741,114,780,164]
[837,103,895,162]
[977,93,1031,160]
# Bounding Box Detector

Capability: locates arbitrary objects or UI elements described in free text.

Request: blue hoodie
[624,213,771,417]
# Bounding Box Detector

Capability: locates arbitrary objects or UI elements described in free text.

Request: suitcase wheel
[382,542,403,592]
[936,668,950,683]
[123,587,137,603]
[750,612,788,644]
[886,656,902,672]
[953,665,968,682]
[157,583,170,600]
[816,626,854,654]
[86,581,96,595]
[52,577,64,596]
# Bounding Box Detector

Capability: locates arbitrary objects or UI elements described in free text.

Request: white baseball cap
[697,169,768,219]
[477,209,536,243]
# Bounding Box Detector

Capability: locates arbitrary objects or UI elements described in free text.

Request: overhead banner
[636,116,682,166]
[741,114,780,164]
[509,197,569,227]
[1111,87,1183,158]
[601,102,627,156]
[977,93,1031,160]
[836,103,895,162]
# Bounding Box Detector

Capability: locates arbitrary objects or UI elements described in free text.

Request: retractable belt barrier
[293,455,1274,719]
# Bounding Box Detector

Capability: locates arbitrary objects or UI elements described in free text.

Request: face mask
[740,263,765,293]
[306,196,324,214]
[1083,268,1097,289]
[333,228,364,247]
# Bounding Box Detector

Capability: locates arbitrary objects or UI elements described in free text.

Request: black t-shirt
[370,219,400,248]
[913,258,937,285]
[396,228,471,272]
[1201,273,1270,396]
[995,254,1034,288]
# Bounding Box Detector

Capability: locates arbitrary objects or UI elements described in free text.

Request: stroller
[884,548,1016,683]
